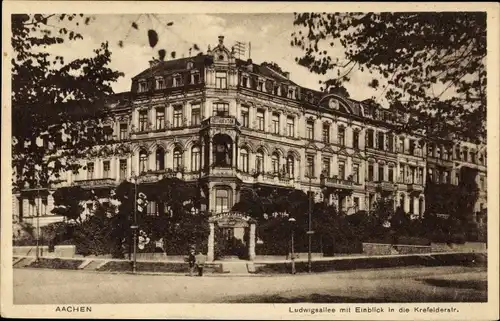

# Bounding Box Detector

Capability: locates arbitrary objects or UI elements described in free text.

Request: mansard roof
[132,54,210,80]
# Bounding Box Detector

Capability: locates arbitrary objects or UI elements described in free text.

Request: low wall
[253,252,487,274]
[13,245,76,258]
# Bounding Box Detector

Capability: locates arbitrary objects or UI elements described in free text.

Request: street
[13,266,486,304]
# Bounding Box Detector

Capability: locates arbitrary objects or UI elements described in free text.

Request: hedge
[28,258,83,270]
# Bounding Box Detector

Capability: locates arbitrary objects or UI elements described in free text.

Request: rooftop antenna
[189,48,192,57]
[248,42,251,60]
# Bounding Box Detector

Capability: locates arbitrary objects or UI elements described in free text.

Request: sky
[43,13,381,103]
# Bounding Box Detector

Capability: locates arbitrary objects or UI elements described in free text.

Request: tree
[12,14,124,190]
[292,12,486,143]
[51,186,91,223]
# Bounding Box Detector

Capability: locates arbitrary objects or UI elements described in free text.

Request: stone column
[248,223,256,261]
[208,137,213,172]
[207,222,215,262]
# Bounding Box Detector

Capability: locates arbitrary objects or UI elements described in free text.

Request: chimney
[246,59,253,72]
[283,71,290,79]
[218,35,224,46]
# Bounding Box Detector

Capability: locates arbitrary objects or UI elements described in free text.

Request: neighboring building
[13,36,487,233]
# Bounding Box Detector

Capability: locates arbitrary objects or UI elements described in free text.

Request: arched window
[286,155,295,177]
[191,146,200,171]
[173,147,183,171]
[215,187,232,213]
[156,147,165,171]
[271,153,280,174]
[212,134,233,167]
[239,148,249,173]
[256,149,265,173]
[139,149,148,173]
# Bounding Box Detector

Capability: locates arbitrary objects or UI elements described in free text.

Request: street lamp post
[35,189,40,262]
[130,174,138,274]
[308,175,312,273]
[288,217,296,274]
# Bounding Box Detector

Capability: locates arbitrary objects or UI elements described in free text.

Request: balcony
[208,166,238,177]
[378,181,396,191]
[407,183,424,193]
[73,178,116,188]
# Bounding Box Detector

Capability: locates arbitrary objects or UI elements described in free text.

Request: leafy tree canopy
[12,14,124,189]
[292,12,486,143]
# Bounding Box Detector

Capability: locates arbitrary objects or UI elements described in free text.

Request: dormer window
[187,61,194,70]
[156,77,165,90]
[241,76,248,88]
[273,85,280,95]
[173,74,183,87]
[288,88,294,99]
[138,80,148,93]
[257,80,263,91]
[191,71,200,84]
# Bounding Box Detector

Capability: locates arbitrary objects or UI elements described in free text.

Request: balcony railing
[73,178,116,187]
[407,183,424,192]
[378,181,396,191]
[320,175,356,189]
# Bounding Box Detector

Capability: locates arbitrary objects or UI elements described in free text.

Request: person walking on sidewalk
[188,248,196,276]
[195,251,207,276]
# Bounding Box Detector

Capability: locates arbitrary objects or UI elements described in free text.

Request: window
[400,194,406,210]
[443,148,449,160]
[336,126,345,146]
[455,171,460,184]
[480,176,486,190]
[377,132,385,150]
[241,76,248,88]
[173,74,182,87]
[409,166,416,184]
[119,159,127,179]
[428,168,433,183]
[322,157,331,176]
[191,72,200,84]
[306,155,315,177]
[119,123,128,140]
[191,105,200,126]
[156,108,165,130]
[286,155,295,177]
[103,161,110,178]
[256,109,265,131]
[367,129,374,148]
[272,113,280,134]
[138,81,147,93]
[306,120,314,140]
[173,106,183,128]
[409,197,414,214]
[187,61,194,70]
[462,149,468,161]
[368,163,374,181]
[455,147,461,160]
[288,88,294,99]
[240,148,249,173]
[378,164,384,182]
[139,110,148,132]
[215,71,227,89]
[271,153,280,174]
[353,130,360,149]
[103,125,113,141]
[173,147,183,170]
[256,149,265,173]
[388,166,394,182]
[419,198,424,216]
[409,139,415,155]
[436,147,441,159]
[241,106,249,127]
[286,116,295,137]
[418,168,424,184]
[87,162,94,179]
[213,103,229,117]
[156,78,165,90]
[471,151,477,164]
[147,201,158,216]
[215,188,231,213]
[352,164,359,183]
[322,123,330,143]
[191,146,200,171]
[399,137,405,153]
[273,85,279,95]
[368,193,375,211]
[139,150,148,173]
[156,148,165,171]
[257,80,263,91]
[387,133,394,152]
[479,153,484,165]
[338,161,345,180]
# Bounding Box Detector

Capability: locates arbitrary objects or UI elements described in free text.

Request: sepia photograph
[1,1,499,320]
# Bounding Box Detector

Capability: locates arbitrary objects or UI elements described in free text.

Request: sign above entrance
[209,211,256,224]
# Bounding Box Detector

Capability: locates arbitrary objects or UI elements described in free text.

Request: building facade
[13,36,487,235]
